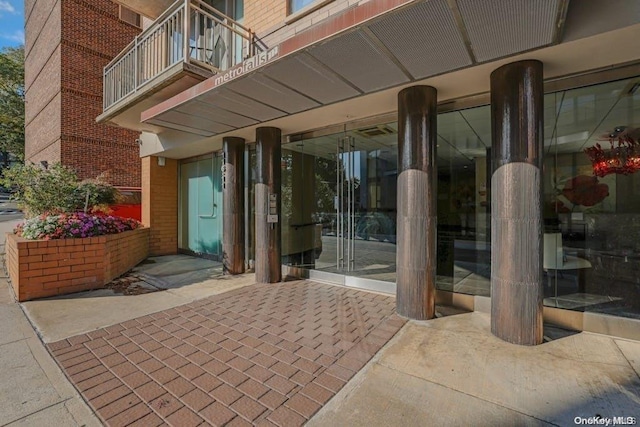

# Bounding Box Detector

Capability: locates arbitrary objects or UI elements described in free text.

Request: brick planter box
[5,228,150,302]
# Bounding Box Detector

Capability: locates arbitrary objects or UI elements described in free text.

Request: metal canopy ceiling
[457,0,562,62]
[143,0,571,136]
[367,0,472,79]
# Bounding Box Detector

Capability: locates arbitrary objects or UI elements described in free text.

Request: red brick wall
[142,156,178,256]
[104,227,150,283]
[6,228,149,302]
[59,0,142,187]
[25,0,62,164]
[25,0,142,187]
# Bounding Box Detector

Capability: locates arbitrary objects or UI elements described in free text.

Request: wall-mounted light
[158,157,166,167]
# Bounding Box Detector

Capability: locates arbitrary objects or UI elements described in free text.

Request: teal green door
[179,155,223,258]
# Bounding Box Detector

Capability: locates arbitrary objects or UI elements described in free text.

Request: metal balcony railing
[103,0,256,111]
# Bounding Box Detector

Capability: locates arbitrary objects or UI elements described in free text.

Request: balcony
[111,1,175,20]
[98,0,256,130]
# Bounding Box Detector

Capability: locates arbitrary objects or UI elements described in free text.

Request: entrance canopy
[140,0,640,157]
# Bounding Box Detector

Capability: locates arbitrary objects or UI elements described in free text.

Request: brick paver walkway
[47,280,405,426]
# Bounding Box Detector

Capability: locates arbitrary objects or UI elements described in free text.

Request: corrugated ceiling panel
[458,0,560,62]
[308,30,409,93]
[200,88,286,122]
[225,73,320,114]
[147,118,214,137]
[264,54,361,104]
[177,100,258,128]
[563,0,640,42]
[156,110,235,134]
[368,0,472,79]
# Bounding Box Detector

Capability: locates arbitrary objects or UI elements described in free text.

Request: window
[290,0,316,14]
[542,77,640,319]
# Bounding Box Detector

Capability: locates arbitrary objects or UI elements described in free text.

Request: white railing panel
[103,0,255,111]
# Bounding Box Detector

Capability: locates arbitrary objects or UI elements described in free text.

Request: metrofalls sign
[214,46,280,86]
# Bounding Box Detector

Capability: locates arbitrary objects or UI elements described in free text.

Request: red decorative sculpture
[585,126,640,177]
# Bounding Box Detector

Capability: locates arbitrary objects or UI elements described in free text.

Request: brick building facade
[24,0,141,187]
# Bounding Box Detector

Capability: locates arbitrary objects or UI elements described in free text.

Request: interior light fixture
[585,126,640,177]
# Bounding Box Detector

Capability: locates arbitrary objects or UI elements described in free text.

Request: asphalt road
[0,194,23,222]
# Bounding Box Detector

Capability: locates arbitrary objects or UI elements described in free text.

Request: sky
[0,0,24,48]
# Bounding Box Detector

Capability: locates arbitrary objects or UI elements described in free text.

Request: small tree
[1,163,120,217]
[0,46,24,163]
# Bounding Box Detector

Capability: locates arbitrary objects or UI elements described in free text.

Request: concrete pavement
[0,218,100,427]
[23,256,256,343]
[309,312,640,426]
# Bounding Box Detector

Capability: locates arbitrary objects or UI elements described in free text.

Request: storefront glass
[435,106,492,296]
[543,77,640,319]
[279,76,640,320]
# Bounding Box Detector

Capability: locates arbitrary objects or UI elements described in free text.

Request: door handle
[199,203,217,218]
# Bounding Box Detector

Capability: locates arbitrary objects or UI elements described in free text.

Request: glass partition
[435,106,492,296]
[543,77,640,319]
[282,124,398,282]
[278,75,640,320]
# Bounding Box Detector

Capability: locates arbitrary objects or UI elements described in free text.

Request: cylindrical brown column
[396,86,437,320]
[490,60,544,345]
[255,127,282,283]
[223,137,245,275]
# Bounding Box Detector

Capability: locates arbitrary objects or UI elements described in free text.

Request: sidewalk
[39,280,404,426]
[0,219,100,426]
[2,213,640,426]
[309,312,640,426]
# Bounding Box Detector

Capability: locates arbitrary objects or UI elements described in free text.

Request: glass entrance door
[282,125,398,282]
[179,154,223,258]
[336,136,357,272]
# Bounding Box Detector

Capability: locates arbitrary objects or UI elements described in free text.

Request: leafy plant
[0,46,24,162]
[76,179,121,211]
[0,163,121,217]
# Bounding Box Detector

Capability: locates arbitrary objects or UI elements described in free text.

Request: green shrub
[75,179,121,211]
[0,163,121,217]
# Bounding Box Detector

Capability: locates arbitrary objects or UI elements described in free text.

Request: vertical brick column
[25,0,141,187]
[142,156,178,256]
